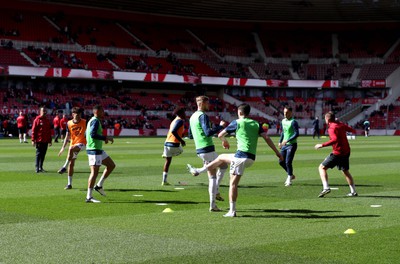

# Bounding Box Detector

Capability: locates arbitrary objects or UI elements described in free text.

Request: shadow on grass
[300,183,383,188]
[69,171,124,175]
[78,188,176,193]
[241,208,340,214]
[105,200,205,205]
[240,185,276,189]
[239,208,380,219]
[240,214,380,219]
[359,195,400,199]
[196,183,276,189]
[66,171,88,174]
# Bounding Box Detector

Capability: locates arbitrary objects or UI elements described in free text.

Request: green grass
[0,136,399,263]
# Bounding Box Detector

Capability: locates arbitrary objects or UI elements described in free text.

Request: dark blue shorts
[322,153,350,171]
[18,127,27,134]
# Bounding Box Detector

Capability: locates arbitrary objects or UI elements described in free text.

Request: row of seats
[3,46,399,80]
[3,82,397,129]
[5,8,399,60]
[367,106,400,129]
[238,96,367,121]
[1,9,400,76]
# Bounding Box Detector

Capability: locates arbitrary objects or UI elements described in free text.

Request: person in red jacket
[60,113,69,142]
[53,112,61,143]
[2,118,9,136]
[314,111,357,198]
[17,111,28,143]
[31,107,52,173]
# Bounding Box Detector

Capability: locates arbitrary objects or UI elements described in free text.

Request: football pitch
[0,136,399,263]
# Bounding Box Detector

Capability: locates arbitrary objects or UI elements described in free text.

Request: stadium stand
[1,2,400,134]
[0,47,32,66]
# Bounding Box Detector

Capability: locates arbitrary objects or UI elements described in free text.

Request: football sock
[197,165,208,174]
[87,188,93,199]
[67,176,72,186]
[349,184,356,193]
[216,168,226,183]
[322,180,330,190]
[97,176,106,187]
[162,172,168,182]
[63,160,70,168]
[230,201,236,212]
[216,168,226,193]
[208,176,217,208]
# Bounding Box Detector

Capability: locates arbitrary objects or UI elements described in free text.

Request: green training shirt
[86,116,103,150]
[235,118,260,155]
[281,118,297,145]
[189,111,214,150]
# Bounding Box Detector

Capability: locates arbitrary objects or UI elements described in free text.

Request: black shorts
[322,153,350,171]
[18,127,27,134]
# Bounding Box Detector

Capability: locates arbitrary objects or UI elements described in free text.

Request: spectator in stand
[60,113,69,142]
[31,107,52,173]
[17,111,28,143]
[53,112,62,143]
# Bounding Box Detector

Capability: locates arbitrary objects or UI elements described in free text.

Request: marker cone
[344,228,356,234]
[163,208,174,213]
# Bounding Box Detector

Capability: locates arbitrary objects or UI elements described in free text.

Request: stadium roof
[23,0,400,23]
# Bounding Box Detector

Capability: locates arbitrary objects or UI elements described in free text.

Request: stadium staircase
[223,94,276,121]
[349,66,400,127]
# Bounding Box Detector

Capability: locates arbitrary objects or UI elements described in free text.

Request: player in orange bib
[161,107,186,185]
[58,107,87,189]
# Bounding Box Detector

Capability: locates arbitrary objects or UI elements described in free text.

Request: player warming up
[188,104,283,217]
[57,107,87,190]
[315,111,358,198]
[278,106,299,187]
[85,105,116,203]
[161,107,186,185]
[187,95,228,212]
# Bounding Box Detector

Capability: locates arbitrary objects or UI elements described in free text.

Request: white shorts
[71,143,85,159]
[230,157,254,176]
[197,151,218,165]
[88,151,109,166]
[162,146,183,158]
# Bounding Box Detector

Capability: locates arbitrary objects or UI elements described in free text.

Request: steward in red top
[31,107,52,173]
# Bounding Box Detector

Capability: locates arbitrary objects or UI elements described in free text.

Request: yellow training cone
[163,208,174,213]
[344,229,356,234]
